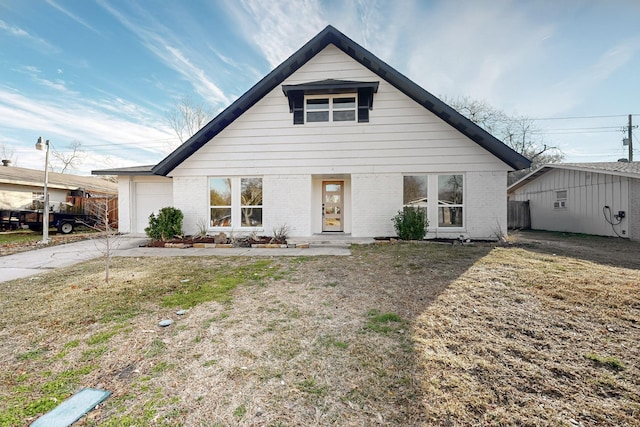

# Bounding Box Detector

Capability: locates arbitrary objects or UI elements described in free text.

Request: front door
[322,181,344,232]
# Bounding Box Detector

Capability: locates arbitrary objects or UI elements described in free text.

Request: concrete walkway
[0,236,352,283]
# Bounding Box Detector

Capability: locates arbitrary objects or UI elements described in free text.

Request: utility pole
[629,114,633,162]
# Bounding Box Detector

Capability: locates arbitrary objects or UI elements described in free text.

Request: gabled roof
[0,165,117,194]
[151,25,531,176]
[508,162,640,193]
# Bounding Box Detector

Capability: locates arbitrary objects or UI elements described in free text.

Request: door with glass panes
[322,181,343,232]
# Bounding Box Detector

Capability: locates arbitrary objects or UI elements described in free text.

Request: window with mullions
[209,177,263,228]
[554,190,567,209]
[306,95,356,123]
[402,174,464,229]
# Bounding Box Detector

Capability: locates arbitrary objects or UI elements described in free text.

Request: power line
[531,114,635,121]
[539,126,621,132]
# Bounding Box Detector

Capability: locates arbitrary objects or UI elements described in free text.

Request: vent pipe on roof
[1,159,11,166]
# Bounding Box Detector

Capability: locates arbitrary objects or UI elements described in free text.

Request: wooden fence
[508,200,530,229]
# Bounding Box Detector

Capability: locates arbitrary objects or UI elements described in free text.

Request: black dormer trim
[282,79,378,124]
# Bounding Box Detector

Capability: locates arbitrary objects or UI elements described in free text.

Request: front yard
[0,232,638,426]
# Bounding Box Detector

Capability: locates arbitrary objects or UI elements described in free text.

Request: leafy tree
[448,97,564,183]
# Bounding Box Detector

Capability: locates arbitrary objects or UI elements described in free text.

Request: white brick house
[94,26,530,239]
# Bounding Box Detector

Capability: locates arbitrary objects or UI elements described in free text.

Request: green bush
[145,207,184,241]
[392,207,427,240]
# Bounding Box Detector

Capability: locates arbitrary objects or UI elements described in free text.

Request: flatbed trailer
[13,210,96,234]
[0,210,21,231]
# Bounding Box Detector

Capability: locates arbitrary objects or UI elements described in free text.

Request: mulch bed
[143,235,283,248]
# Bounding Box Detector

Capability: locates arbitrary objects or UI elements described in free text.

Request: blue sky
[1,0,639,175]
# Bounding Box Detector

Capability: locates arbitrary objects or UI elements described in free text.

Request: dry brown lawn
[0,231,638,426]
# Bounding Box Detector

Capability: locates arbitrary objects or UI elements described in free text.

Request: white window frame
[402,173,465,230]
[554,190,567,209]
[305,94,356,123]
[208,176,263,231]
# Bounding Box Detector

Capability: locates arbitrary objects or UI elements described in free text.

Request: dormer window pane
[333,97,356,121]
[306,98,329,122]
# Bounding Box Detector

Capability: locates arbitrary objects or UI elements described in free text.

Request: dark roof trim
[152,25,531,176]
[282,79,379,96]
[92,165,157,176]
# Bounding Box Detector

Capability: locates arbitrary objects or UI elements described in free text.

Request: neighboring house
[0,162,118,217]
[93,25,530,239]
[508,162,640,241]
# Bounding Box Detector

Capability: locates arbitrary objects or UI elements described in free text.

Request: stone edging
[162,242,310,249]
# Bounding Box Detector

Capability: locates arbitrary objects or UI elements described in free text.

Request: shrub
[392,207,427,240]
[145,207,184,241]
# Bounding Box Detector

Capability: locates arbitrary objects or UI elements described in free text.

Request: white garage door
[135,182,173,233]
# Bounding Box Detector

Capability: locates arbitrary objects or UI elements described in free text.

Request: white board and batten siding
[510,168,632,238]
[171,45,512,238]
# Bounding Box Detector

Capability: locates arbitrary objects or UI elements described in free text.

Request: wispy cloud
[96,0,231,107]
[224,0,326,68]
[45,0,101,34]
[542,37,640,113]
[399,2,555,107]
[0,19,57,51]
[14,65,71,93]
[0,87,175,164]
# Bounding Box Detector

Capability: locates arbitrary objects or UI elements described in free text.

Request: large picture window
[209,178,232,227]
[402,174,464,229]
[241,178,263,227]
[209,177,263,228]
[438,175,463,227]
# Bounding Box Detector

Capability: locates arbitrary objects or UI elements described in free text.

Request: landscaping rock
[176,309,188,316]
[158,319,174,327]
[213,232,227,244]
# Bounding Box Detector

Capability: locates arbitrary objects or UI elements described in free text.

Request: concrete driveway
[0,236,352,283]
[0,236,149,283]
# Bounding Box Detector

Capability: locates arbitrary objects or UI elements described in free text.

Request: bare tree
[448,97,564,183]
[0,143,17,165]
[51,140,85,173]
[166,96,215,148]
[85,195,119,284]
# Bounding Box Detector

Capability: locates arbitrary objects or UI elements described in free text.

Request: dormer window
[306,95,356,122]
[283,79,378,125]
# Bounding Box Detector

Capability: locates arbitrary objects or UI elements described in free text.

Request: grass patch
[81,345,108,362]
[64,339,80,349]
[317,335,349,350]
[17,348,46,361]
[145,338,166,358]
[365,309,404,333]
[233,404,247,418]
[0,365,96,423]
[86,327,122,345]
[0,230,41,245]
[161,260,277,308]
[297,377,327,396]
[585,353,626,371]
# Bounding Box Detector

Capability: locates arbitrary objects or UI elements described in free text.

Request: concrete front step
[287,235,375,247]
